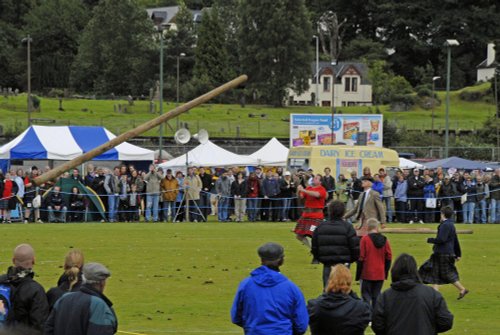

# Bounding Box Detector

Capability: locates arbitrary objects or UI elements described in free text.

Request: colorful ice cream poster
[290,114,383,147]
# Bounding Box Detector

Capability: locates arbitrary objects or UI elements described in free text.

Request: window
[352,77,358,92]
[344,77,358,92]
[345,77,351,92]
[323,77,330,92]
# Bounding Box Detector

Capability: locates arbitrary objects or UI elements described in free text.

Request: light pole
[313,35,319,106]
[176,52,186,130]
[331,59,337,144]
[444,39,459,158]
[431,76,441,148]
[22,35,33,127]
[495,67,499,160]
[152,17,167,162]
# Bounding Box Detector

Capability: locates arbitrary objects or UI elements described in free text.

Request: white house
[289,61,372,107]
[477,43,497,82]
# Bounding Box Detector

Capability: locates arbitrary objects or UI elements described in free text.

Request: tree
[342,37,387,63]
[25,0,91,90]
[70,0,156,95]
[239,0,313,106]
[194,5,230,88]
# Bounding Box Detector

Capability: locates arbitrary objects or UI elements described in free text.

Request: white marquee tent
[399,157,424,169]
[158,140,258,170]
[249,137,289,166]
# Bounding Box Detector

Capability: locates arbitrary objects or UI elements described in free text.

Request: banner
[290,114,383,147]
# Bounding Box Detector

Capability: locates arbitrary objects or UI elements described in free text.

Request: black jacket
[308,291,371,335]
[279,178,296,198]
[0,267,49,334]
[407,175,425,197]
[45,284,117,335]
[231,180,247,197]
[199,173,213,193]
[372,277,453,335]
[311,220,360,266]
[46,272,83,309]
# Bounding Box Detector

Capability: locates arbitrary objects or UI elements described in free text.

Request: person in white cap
[45,262,117,335]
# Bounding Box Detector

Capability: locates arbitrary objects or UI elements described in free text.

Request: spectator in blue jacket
[261,171,282,222]
[394,174,408,223]
[45,262,117,335]
[423,175,437,223]
[231,242,309,335]
[372,174,384,199]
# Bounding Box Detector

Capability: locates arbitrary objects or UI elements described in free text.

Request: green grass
[0,221,497,334]
[0,82,495,138]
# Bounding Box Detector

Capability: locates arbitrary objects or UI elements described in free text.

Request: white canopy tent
[249,137,289,166]
[158,140,258,170]
[399,157,424,169]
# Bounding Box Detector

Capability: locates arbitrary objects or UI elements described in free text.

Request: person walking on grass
[231,242,309,335]
[311,200,359,288]
[358,218,392,308]
[419,206,469,300]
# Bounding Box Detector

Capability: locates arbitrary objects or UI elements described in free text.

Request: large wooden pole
[34,75,248,186]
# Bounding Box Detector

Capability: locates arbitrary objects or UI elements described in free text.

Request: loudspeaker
[174,128,191,144]
[193,129,209,144]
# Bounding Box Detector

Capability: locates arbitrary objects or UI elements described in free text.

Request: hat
[361,176,374,182]
[83,263,111,282]
[283,171,291,176]
[258,242,284,261]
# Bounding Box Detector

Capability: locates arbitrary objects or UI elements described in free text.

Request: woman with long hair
[46,250,85,309]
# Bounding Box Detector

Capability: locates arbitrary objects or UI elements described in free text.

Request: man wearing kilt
[419,206,469,300]
[293,174,327,251]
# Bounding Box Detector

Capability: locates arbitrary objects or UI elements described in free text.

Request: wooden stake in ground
[34,75,248,186]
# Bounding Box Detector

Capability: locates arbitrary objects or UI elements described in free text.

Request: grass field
[0,221,497,335]
[0,82,495,138]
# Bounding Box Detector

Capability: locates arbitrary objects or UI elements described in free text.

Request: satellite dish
[193,129,209,144]
[174,128,191,144]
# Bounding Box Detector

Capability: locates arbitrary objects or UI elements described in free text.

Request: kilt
[0,198,8,210]
[293,217,324,237]
[419,253,459,285]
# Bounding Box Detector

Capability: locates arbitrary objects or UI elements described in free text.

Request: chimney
[487,43,496,66]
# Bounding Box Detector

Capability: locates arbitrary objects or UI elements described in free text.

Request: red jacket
[359,233,392,281]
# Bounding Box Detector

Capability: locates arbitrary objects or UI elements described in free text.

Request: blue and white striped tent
[0,126,154,171]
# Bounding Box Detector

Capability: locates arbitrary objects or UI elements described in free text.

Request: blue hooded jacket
[231,265,309,335]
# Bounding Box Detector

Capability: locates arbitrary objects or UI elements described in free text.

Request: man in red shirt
[294,174,327,250]
[358,218,392,308]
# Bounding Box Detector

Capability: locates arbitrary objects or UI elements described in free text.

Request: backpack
[0,276,12,326]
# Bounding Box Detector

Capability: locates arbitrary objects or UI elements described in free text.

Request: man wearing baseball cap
[45,262,117,335]
[231,242,308,334]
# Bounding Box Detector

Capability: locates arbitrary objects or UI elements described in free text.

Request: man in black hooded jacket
[0,244,49,334]
[312,200,359,288]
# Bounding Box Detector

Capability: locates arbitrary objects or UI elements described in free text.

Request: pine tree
[70,0,156,95]
[239,0,313,106]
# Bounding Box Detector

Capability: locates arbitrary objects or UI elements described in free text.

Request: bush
[416,85,433,98]
[459,90,484,101]
[389,94,416,111]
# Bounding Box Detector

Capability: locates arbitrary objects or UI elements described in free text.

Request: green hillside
[0,83,495,138]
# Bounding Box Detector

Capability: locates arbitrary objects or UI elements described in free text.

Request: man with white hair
[0,243,49,333]
[45,262,117,335]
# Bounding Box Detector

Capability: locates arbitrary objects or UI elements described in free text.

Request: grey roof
[310,61,370,84]
[146,6,205,25]
[477,58,498,69]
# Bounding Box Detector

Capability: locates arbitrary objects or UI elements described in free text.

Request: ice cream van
[287,145,399,177]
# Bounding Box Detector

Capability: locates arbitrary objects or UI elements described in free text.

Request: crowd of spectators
[0,163,499,224]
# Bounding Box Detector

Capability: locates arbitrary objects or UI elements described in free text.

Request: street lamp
[331,59,337,144]
[313,35,319,106]
[444,39,459,158]
[431,76,441,148]
[22,35,32,127]
[176,52,186,130]
[152,15,168,162]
